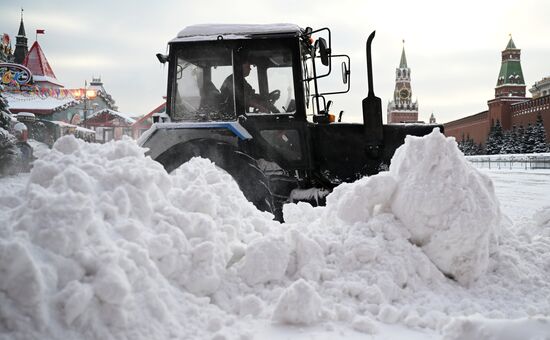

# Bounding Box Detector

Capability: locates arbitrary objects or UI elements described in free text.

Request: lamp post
[77,81,97,129]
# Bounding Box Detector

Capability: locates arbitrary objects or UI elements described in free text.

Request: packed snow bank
[282,130,550,333]
[0,136,277,339]
[390,130,501,285]
[314,129,501,285]
[1,132,549,340]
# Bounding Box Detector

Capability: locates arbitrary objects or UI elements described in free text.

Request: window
[244,46,296,115]
[173,45,234,121]
[172,41,297,119]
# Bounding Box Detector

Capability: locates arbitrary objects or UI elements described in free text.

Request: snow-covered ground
[0,131,549,340]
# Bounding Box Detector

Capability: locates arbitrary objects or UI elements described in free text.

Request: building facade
[444,37,550,144]
[530,77,550,98]
[387,44,419,123]
[1,11,135,143]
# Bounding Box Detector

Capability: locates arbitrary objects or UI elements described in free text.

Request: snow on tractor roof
[171,23,303,42]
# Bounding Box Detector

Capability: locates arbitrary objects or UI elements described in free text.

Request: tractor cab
[162,24,348,123]
[165,25,306,121]
[157,24,350,170]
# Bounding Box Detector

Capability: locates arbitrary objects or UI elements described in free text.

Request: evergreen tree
[532,114,550,153]
[476,142,484,155]
[484,124,495,155]
[0,86,20,176]
[458,134,480,155]
[516,125,526,154]
[523,124,535,153]
[485,120,504,154]
[464,135,478,155]
[500,129,515,154]
[457,133,467,154]
[509,125,522,154]
[0,85,11,130]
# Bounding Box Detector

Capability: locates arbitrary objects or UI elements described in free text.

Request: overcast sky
[2,0,550,123]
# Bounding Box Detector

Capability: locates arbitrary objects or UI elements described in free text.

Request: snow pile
[1,131,549,340]
[390,130,501,285]
[282,130,550,334]
[298,129,501,286]
[0,136,276,339]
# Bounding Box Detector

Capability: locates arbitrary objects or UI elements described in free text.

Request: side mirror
[316,38,330,66]
[341,61,350,84]
[156,53,168,64]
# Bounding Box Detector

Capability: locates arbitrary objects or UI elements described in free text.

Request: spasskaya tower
[387,41,419,123]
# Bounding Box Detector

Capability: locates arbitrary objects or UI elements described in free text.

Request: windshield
[171,41,297,121]
[172,45,234,121]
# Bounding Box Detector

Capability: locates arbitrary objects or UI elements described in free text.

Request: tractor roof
[170,24,303,43]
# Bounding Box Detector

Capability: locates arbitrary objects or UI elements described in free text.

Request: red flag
[36,29,45,34]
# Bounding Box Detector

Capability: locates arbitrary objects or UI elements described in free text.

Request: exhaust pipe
[362,31,384,157]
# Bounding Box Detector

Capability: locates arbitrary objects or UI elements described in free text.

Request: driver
[220,62,279,113]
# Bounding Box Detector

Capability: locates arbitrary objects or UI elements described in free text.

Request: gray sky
[2,0,550,123]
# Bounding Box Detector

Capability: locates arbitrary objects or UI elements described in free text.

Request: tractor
[139,24,442,221]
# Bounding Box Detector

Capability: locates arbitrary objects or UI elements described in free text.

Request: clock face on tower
[399,88,410,99]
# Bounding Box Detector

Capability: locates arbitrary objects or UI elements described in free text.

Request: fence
[466,154,550,170]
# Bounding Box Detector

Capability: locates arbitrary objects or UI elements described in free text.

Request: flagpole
[35,29,45,42]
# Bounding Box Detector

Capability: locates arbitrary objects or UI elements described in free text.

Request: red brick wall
[388,111,418,123]
[444,96,550,145]
[444,111,490,145]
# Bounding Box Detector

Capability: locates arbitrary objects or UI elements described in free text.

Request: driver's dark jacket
[220,74,255,111]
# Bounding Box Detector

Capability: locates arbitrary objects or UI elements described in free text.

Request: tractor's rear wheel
[156,140,275,216]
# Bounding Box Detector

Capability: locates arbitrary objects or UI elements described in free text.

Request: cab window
[171,41,297,120]
[172,45,234,121]
[236,44,296,115]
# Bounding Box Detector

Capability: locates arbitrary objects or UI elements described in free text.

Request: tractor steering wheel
[250,90,281,113]
[265,89,281,113]
[268,89,281,103]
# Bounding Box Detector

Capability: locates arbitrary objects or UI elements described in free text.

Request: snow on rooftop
[0,130,549,339]
[75,126,95,133]
[3,91,77,111]
[88,108,136,124]
[172,23,302,42]
[15,112,36,118]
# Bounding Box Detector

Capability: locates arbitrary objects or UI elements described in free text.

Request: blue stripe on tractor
[213,122,252,140]
[172,122,252,140]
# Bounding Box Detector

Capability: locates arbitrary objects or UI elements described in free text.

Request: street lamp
[75,81,97,129]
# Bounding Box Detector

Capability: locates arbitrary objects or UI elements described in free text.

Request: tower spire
[14,8,28,64]
[399,40,408,68]
[506,33,516,49]
[17,8,26,36]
